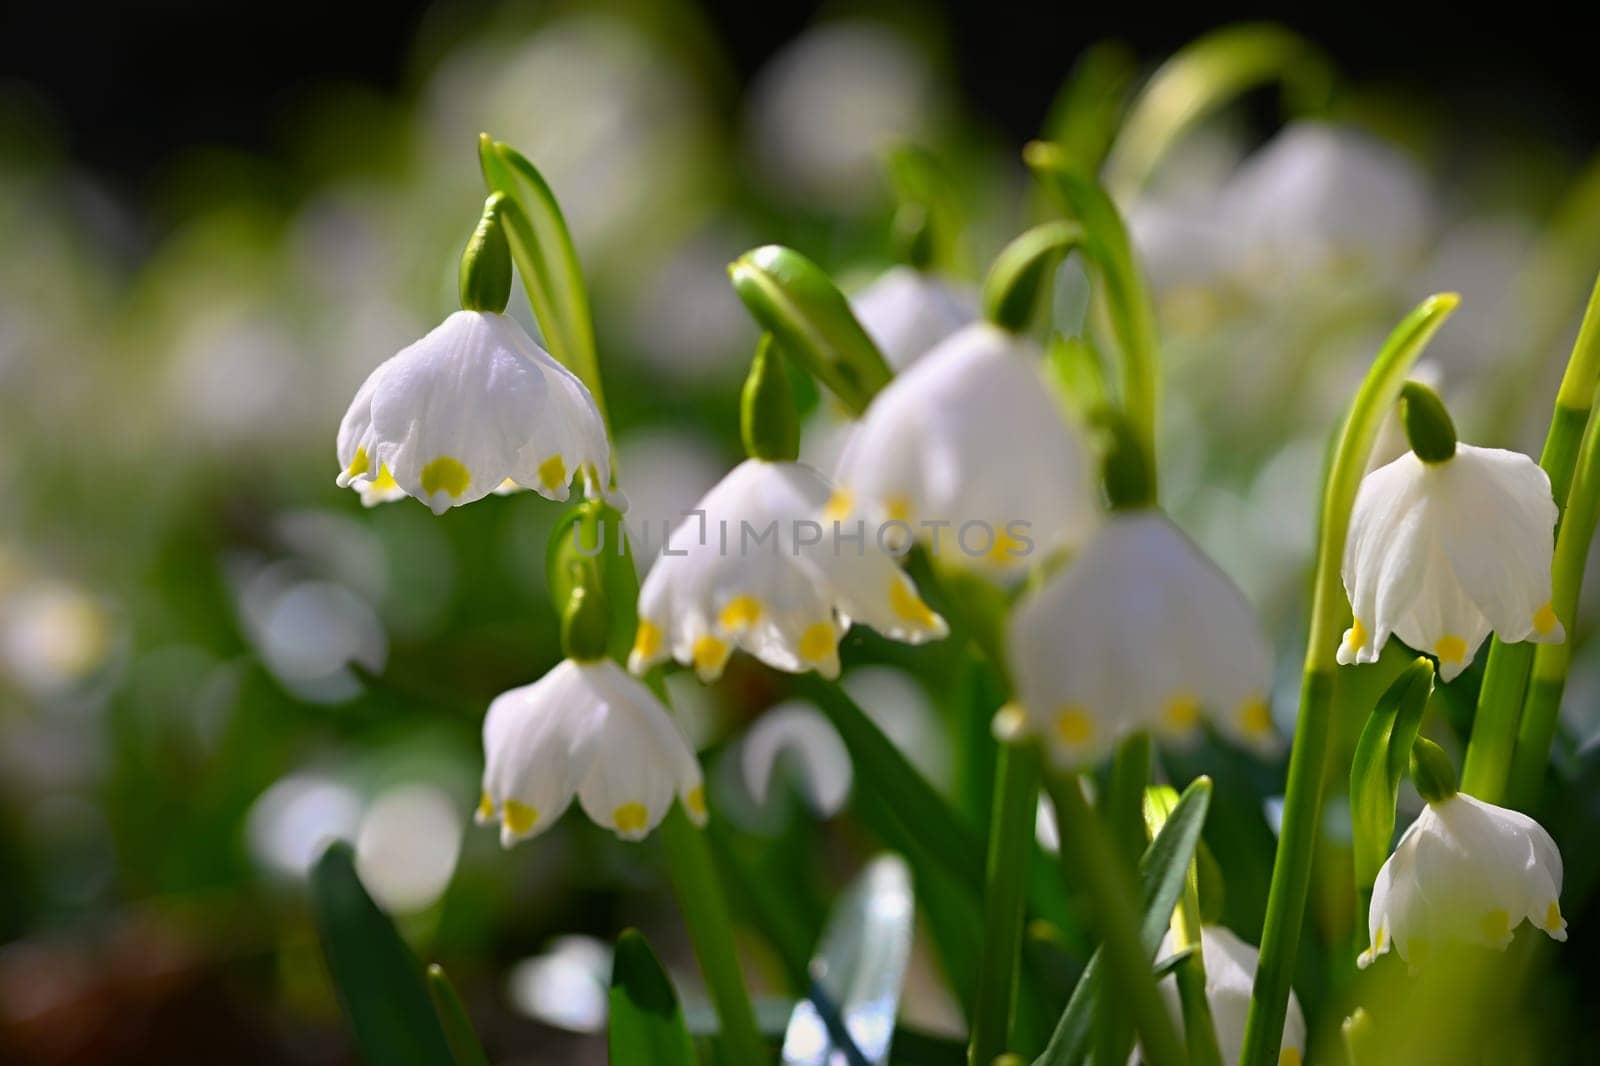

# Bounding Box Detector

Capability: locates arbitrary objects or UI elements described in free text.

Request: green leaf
[478,135,606,421]
[1033,776,1213,1066]
[310,843,455,1066]
[1040,41,1139,173]
[609,929,699,1066]
[728,245,894,415]
[883,142,966,273]
[425,964,491,1066]
[1350,659,1437,897]
[1103,23,1332,195]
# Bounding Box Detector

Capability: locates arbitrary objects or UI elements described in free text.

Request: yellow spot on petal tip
[632,619,662,662]
[1544,900,1564,932]
[476,791,494,820]
[370,464,399,493]
[345,446,370,479]
[538,454,567,492]
[692,635,729,675]
[824,489,853,521]
[799,622,836,663]
[503,800,538,835]
[1239,697,1273,737]
[1163,693,1200,732]
[613,802,649,835]
[1534,602,1560,636]
[1435,634,1468,665]
[1280,1050,1302,1066]
[889,578,938,628]
[1347,616,1368,651]
[1375,926,1388,951]
[1053,705,1095,749]
[420,456,471,499]
[1480,908,1511,942]
[718,595,763,631]
[685,786,707,818]
[884,494,912,523]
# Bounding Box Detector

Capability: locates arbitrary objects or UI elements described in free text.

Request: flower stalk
[1239,293,1459,1066]
[969,738,1040,1065]
[1461,270,1600,802]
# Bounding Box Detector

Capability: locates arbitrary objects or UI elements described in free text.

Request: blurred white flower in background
[849,265,978,372]
[0,578,114,698]
[745,20,942,205]
[614,427,726,577]
[508,935,613,1033]
[843,666,949,790]
[624,226,756,381]
[1142,924,1307,1066]
[165,302,313,448]
[355,783,463,913]
[232,559,388,704]
[246,772,365,881]
[741,701,852,817]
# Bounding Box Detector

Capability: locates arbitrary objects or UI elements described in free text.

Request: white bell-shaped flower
[849,265,977,371]
[1009,511,1275,765]
[1359,791,1567,969]
[1140,924,1307,1066]
[631,459,947,683]
[477,658,705,844]
[829,322,1096,577]
[336,310,610,515]
[1338,443,1562,683]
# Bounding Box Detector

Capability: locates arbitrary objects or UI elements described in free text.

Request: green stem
[1146,788,1224,1066]
[1240,294,1459,1066]
[1462,271,1600,802]
[659,808,767,1065]
[1049,774,1188,1066]
[1508,379,1600,808]
[970,741,1040,1065]
[1095,735,1153,1065]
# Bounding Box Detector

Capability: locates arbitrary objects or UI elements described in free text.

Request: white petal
[741,702,852,817]
[575,662,702,840]
[849,266,977,371]
[480,661,604,845]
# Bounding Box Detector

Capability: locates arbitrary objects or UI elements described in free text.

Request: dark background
[1,0,1593,206]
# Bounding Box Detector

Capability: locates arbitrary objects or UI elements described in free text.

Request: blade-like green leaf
[1350,658,1436,901]
[1040,41,1139,173]
[425,964,491,1066]
[1103,24,1331,194]
[728,245,893,415]
[478,135,606,420]
[609,929,698,1066]
[1033,776,1213,1066]
[310,842,455,1066]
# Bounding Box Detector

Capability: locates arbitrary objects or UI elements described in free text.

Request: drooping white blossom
[1008,511,1275,765]
[1359,792,1567,969]
[829,322,1096,577]
[1338,444,1562,682]
[631,459,946,683]
[337,310,610,515]
[1139,924,1307,1066]
[477,658,705,844]
[849,265,977,371]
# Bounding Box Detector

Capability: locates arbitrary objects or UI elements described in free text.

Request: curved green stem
[1508,378,1600,809]
[1462,270,1600,802]
[970,740,1040,1065]
[1239,294,1459,1066]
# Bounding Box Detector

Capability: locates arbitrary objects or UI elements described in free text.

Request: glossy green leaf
[1103,24,1331,194]
[478,135,606,420]
[609,929,698,1066]
[1350,659,1436,901]
[1033,776,1212,1066]
[729,245,893,415]
[310,843,455,1066]
[425,964,491,1066]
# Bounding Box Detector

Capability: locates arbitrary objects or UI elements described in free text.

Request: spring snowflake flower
[1141,924,1307,1066]
[630,459,947,683]
[1359,791,1567,969]
[1337,443,1562,682]
[828,322,1096,577]
[1008,511,1275,765]
[850,265,976,371]
[477,658,705,845]
[336,310,610,515]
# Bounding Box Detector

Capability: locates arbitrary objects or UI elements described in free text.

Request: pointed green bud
[891,202,936,271]
[459,192,513,314]
[561,563,611,663]
[1410,736,1459,804]
[981,220,1084,333]
[1095,413,1154,511]
[728,245,892,415]
[1400,380,1457,463]
[740,335,800,462]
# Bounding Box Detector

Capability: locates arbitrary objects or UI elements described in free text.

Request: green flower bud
[1410,736,1459,804]
[1095,413,1155,511]
[1399,380,1457,463]
[560,567,611,663]
[458,193,513,314]
[740,335,800,462]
